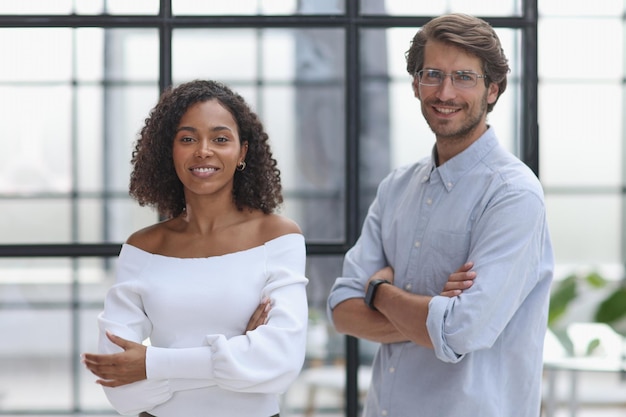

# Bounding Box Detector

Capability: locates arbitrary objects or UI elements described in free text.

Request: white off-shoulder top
[97,233,309,417]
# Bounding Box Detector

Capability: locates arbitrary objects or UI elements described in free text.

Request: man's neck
[435,125,489,166]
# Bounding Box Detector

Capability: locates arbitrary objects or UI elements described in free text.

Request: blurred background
[0,0,625,416]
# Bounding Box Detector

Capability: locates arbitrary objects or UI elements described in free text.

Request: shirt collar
[428,127,499,192]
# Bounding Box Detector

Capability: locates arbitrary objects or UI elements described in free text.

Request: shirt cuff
[427,296,464,363]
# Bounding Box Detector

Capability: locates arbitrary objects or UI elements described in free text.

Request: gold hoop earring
[236,161,247,171]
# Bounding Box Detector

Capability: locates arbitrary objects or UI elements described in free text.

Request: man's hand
[246,297,271,332]
[82,332,147,387]
[440,261,476,297]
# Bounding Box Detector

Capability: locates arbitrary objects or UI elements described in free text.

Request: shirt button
[414,241,421,248]
[382,410,388,416]
[426,198,432,205]
[389,367,395,373]
[404,283,412,290]
[447,182,453,187]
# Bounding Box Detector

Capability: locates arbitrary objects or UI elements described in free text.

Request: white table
[543,356,626,417]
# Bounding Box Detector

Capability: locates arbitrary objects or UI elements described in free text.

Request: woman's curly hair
[129,79,283,218]
[405,13,510,113]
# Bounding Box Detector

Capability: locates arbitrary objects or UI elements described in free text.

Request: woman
[82,80,308,417]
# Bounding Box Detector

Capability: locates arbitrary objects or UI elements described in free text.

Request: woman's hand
[440,261,476,297]
[82,332,147,387]
[245,298,271,332]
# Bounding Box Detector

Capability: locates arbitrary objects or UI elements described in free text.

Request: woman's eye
[180,136,194,143]
[214,136,229,143]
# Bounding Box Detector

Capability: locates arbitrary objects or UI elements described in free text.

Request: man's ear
[487,82,499,105]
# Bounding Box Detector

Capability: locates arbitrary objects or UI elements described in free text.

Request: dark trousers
[139,413,279,417]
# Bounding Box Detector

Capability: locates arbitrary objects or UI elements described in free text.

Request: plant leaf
[548,274,578,326]
[594,287,626,324]
[585,271,607,288]
[586,338,601,356]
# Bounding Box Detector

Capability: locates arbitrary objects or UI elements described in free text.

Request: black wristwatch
[365,278,391,311]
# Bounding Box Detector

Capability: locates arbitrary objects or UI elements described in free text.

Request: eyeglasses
[416,69,487,89]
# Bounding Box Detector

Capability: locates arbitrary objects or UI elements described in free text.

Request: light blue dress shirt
[328,128,554,417]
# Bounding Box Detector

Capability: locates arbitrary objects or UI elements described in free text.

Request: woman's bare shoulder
[125,219,177,253]
[257,213,302,242]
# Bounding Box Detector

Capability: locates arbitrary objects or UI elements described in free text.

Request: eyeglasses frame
[416,69,488,89]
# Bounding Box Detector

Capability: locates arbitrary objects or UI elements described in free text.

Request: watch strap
[365,278,391,311]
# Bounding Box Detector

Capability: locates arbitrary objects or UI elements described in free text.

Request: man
[327,13,554,417]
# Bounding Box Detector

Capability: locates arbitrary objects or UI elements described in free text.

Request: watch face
[365,279,386,310]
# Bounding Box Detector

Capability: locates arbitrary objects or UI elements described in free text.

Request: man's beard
[422,91,488,141]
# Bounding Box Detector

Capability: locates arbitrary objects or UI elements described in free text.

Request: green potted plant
[548,271,626,354]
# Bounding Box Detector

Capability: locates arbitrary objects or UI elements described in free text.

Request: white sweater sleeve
[145,234,309,393]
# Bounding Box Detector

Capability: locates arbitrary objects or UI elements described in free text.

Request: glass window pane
[0,0,73,14]
[539,0,624,16]
[77,199,105,242]
[0,28,72,82]
[102,29,160,82]
[76,86,104,192]
[173,0,344,15]
[359,28,392,220]
[0,0,158,14]
[172,29,264,80]
[291,28,346,243]
[362,0,521,16]
[546,195,622,266]
[74,0,105,15]
[77,257,114,301]
[0,85,72,194]
[102,0,159,15]
[0,200,72,243]
[0,257,72,297]
[0,310,73,411]
[76,29,105,80]
[539,84,622,187]
[538,18,623,80]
